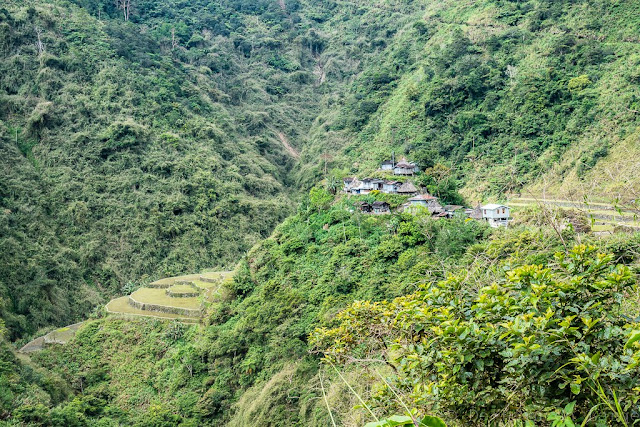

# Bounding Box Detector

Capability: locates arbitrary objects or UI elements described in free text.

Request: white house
[371,178,385,191]
[349,178,375,194]
[393,158,420,175]
[481,204,510,228]
[382,180,400,194]
[343,177,357,193]
[381,160,395,171]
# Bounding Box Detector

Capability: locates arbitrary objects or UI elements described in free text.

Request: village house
[371,178,385,191]
[347,178,372,194]
[444,205,465,218]
[372,201,391,214]
[396,181,418,196]
[382,180,400,194]
[343,177,357,193]
[406,194,443,214]
[481,204,510,228]
[379,156,420,175]
[354,201,373,213]
[353,201,390,214]
[381,160,395,171]
[393,158,420,175]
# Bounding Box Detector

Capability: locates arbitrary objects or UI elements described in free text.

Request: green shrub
[313,245,640,425]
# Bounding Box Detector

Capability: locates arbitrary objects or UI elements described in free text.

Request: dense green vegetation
[0,0,438,340]
[314,244,640,425]
[3,190,640,425]
[2,0,640,424]
[301,0,640,202]
[3,0,639,339]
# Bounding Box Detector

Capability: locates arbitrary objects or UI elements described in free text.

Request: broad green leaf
[624,330,640,350]
[564,401,576,415]
[570,382,581,395]
[419,415,447,427]
[385,415,414,426]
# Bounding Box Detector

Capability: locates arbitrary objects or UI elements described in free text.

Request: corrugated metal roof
[481,204,508,210]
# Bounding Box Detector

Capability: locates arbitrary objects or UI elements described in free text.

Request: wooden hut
[372,201,391,214]
[397,181,418,196]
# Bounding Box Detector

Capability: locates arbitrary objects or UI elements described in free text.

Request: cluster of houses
[343,157,511,227]
[380,157,420,175]
[350,194,511,228]
[343,177,419,196]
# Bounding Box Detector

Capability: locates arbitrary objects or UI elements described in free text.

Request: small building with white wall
[481,204,510,227]
[381,160,395,171]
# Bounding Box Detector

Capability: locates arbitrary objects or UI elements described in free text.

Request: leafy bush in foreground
[313,245,640,425]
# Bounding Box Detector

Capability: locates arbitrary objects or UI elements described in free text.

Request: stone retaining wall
[128,295,202,318]
[147,283,172,289]
[199,276,220,283]
[166,288,200,298]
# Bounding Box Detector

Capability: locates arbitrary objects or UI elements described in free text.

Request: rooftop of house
[343,177,355,183]
[372,201,390,207]
[408,194,438,201]
[444,205,464,210]
[395,157,416,168]
[397,182,418,193]
[481,204,508,210]
[381,160,394,165]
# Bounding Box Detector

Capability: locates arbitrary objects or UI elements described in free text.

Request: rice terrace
[106,271,232,322]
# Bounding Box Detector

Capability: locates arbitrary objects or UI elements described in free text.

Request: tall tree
[114,0,131,21]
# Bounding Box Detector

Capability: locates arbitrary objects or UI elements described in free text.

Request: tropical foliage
[313,245,640,425]
[3,192,640,424]
[2,0,640,425]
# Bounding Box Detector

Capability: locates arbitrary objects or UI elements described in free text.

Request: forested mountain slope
[0,0,426,338]
[300,0,640,202]
[2,0,640,423]
[5,193,640,425]
[4,0,637,339]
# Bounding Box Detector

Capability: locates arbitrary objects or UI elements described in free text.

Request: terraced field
[105,297,200,323]
[19,322,85,353]
[21,272,232,353]
[105,271,232,322]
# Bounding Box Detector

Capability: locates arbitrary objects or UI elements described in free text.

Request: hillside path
[277,131,300,159]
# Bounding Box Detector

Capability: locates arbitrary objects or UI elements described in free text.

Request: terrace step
[128,288,202,318]
[106,296,199,323]
[105,271,232,323]
[166,283,200,298]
